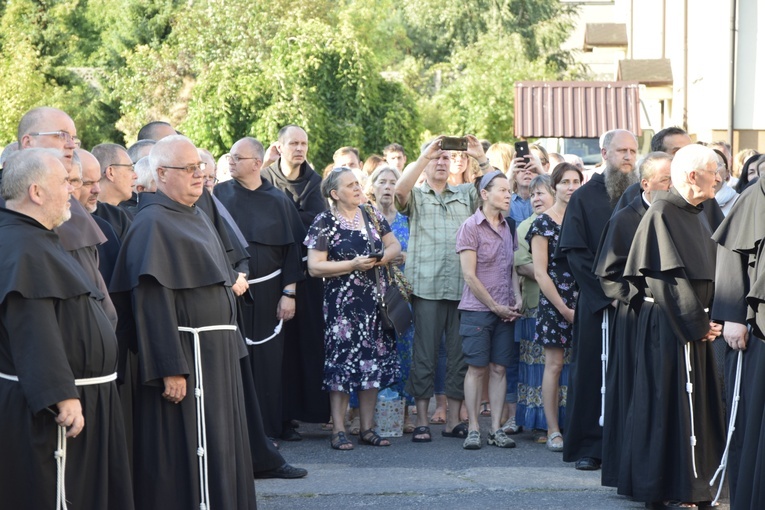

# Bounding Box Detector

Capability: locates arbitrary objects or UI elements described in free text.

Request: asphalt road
[254,413,730,510]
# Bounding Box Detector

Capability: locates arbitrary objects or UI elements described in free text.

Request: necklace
[333,206,361,230]
[547,205,565,224]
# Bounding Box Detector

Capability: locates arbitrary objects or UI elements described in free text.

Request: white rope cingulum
[599,311,609,428]
[684,342,698,479]
[709,349,743,505]
[178,324,238,510]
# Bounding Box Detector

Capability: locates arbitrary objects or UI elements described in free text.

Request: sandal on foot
[349,416,360,435]
[480,401,491,417]
[531,429,548,443]
[442,422,469,438]
[411,425,432,443]
[403,422,416,434]
[546,431,564,452]
[330,431,354,450]
[359,429,390,447]
[500,417,522,435]
[488,429,516,448]
[463,430,481,450]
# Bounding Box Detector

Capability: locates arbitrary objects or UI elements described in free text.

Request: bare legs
[464,363,507,432]
[541,346,564,445]
[332,388,389,448]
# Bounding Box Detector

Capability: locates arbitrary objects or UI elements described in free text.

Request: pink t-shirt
[455,208,518,312]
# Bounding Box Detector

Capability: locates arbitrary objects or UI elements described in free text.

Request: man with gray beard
[556,129,638,471]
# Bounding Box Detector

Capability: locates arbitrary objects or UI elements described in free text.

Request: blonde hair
[486,142,515,173]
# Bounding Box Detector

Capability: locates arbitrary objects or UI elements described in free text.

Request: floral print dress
[526,213,579,348]
[304,207,399,393]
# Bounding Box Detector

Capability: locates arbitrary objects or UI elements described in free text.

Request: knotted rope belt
[177,324,238,510]
[245,268,283,346]
[643,296,709,480]
[0,371,117,510]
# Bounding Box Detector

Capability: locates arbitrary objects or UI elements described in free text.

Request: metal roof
[514,81,642,138]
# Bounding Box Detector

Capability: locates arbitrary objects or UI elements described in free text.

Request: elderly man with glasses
[110,135,257,510]
[10,106,117,329]
[214,137,310,478]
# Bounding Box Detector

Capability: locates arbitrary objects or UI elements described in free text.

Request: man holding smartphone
[394,134,490,443]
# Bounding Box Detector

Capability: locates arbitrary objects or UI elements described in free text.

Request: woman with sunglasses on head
[305,167,401,450]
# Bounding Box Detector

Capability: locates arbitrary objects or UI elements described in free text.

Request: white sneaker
[500,417,521,435]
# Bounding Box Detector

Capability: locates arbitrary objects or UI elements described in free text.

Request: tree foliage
[0,0,584,158]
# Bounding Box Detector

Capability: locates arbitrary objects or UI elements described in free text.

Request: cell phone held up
[514,141,530,162]
[441,136,468,151]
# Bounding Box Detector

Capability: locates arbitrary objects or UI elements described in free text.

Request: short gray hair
[671,144,718,185]
[148,134,194,182]
[91,143,128,176]
[1,148,61,201]
[134,156,155,190]
[320,167,354,203]
[235,137,265,160]
[0,142,19,166]
[71,151,82,178]
[638,152,672,182]
[529,174,553,197]
[127,139,156,163]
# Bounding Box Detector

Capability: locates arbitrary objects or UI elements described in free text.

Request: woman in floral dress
[305,167,401,450]
[528,163,583,452]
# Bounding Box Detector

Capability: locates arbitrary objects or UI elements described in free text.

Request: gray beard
[604,166,638,206]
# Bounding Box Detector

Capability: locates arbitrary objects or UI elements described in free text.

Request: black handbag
[360,206,413,335]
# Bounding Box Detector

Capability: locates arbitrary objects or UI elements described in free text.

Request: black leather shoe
[574,457,602,471]
[280,427,303,442]
[253,463,308,479]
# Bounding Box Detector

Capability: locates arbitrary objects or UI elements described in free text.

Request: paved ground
[255,413,730,510]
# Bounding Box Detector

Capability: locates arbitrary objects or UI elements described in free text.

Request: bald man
[110,135,256,510]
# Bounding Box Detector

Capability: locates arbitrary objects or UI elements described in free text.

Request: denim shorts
[460,310,514,368]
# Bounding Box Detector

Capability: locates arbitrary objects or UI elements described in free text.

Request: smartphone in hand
[441,136,468,151]
[514,141,530,162]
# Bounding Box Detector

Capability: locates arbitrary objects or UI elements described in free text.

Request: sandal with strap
[488,429,516,448]
[330,431,354,450]
[463,430,481,450]
[546,432,564,452]
[359,429,391,447]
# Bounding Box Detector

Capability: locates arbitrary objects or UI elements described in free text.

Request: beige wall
[563,0,764,146]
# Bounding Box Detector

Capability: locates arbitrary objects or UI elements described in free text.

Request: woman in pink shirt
[456,171,522,450]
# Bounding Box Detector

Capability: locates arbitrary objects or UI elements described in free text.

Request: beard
[604,165,638,206]
[52,207,72,229]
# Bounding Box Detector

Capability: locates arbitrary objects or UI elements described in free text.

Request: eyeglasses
[67,177,83,190]
[162,162,207,175]
[29,131,81,148]
[699,166,723,176]
[204,175,219,184]
[226,154,259,164]
[109,163,135,171]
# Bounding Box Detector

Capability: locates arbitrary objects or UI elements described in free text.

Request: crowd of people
[1,105,764,510]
